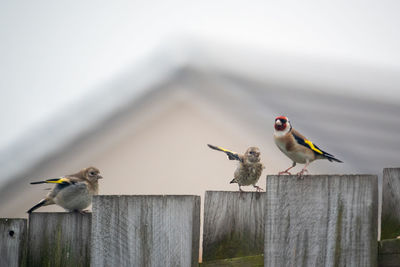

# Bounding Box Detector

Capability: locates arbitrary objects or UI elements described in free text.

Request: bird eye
[89,171,96,176]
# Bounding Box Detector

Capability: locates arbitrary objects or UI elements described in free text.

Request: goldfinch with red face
[27,167,102,213]
[273,116,342,176]
[208,144,265,192]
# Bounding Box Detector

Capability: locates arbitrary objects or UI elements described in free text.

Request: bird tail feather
[325,154,343,163]
[30,181,47,184]
[27,199,49,213]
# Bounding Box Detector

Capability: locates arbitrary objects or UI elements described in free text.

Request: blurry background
[1,0,400,217]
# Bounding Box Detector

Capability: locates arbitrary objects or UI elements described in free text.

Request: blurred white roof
[1,0,400,150]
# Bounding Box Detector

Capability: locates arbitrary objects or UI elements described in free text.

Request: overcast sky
[1,0,400,149]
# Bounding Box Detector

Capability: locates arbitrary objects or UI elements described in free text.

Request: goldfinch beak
[98,175,103,179]
[276,120,282,126]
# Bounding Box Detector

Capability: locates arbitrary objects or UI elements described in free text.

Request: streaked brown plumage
[27,166,102,213]
[208,144,265,192]
[273,116,342,177]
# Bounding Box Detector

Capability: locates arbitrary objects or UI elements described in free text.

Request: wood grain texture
[378,239,400,267]
[27,212,91,267]
[0,218,27,267]
[202,191,265,261]
[91,195,200,267]
[382,168,400,239]
[265,175,378,267]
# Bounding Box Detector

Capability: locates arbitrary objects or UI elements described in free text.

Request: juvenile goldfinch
[27,166,102,213]
[208,144,265,192]
[273,116,342,176]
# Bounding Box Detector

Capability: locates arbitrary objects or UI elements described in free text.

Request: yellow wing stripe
[216,146,237,154]
[304,140,323,155]
[45,178,70,184]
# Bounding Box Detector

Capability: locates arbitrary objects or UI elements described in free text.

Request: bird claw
[75,209,90,214]
[296,169,308,179]
[253,185,263,192]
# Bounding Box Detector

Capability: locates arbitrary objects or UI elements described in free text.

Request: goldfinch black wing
[30,177,76,186]
[207,144,243,162]
[292,132,343,163]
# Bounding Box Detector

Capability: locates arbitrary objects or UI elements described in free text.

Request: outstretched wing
[291,132,342,163]
[207,144,243,162]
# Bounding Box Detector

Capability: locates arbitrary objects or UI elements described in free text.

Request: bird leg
[278,162,296,175]
[278,169,292,175]
[253,185,263,192]
[296,161,310,179]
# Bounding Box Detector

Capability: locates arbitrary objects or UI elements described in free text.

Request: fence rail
[1,170,400,266]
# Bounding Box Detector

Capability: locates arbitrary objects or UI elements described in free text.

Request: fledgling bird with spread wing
[273,116,342,177]
[27,167,102,213]
[207,144,265,192]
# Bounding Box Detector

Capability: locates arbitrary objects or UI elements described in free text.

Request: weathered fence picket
[264,175,378,267]
[91,195,200,267]
[0,218,27,267]
[27,212,91,267]
[381,168,400,240]
[202,191,265,261]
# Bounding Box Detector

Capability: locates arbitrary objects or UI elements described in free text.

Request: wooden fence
[91,195,200,267]
[202,191,265,261]
[27,212,91,267]
[382,168,400,239]
[265,175,378,267]
[0,218,27,267]
[1,169,400,266]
